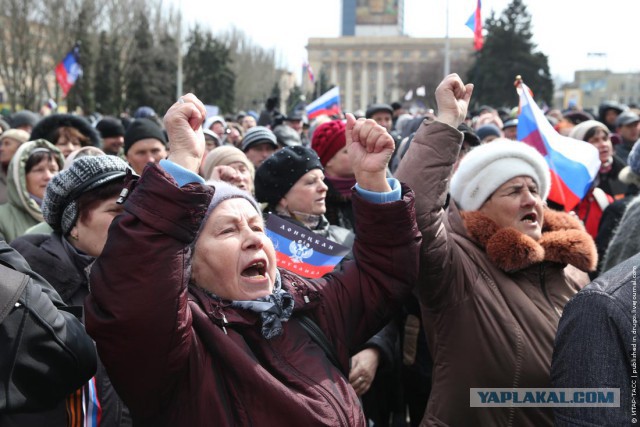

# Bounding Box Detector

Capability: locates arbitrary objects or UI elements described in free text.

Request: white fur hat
[450,138,550,211]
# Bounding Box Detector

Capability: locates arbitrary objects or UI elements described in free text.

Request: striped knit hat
[43,155,132,234]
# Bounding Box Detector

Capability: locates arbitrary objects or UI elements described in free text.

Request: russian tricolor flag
[265,214,349,279]
[55,45,83,97]
[465,0,483,51]
[303,61,315,83]
[305,87,342,120]
[517,81,600,211]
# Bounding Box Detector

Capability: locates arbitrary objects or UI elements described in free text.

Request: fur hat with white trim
[450,138,550,211]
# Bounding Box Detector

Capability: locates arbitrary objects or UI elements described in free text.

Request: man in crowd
[124,118,167,174]
[241,125,278,168]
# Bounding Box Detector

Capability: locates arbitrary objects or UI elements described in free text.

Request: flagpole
[444,0,450,78]
[176,3,183,99]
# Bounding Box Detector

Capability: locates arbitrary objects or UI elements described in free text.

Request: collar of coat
[460,207,597,273]
[188,268,322,328]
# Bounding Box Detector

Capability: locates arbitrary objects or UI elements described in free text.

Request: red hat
[311,120,346,167]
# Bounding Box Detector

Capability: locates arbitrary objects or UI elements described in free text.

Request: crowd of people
[0,73,637,426]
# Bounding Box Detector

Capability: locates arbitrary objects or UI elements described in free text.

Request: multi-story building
[305,0,475,112]
[306,36,474,112]
[557,70,640,111]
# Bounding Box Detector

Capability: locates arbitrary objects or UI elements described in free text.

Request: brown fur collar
[460,208,597,273]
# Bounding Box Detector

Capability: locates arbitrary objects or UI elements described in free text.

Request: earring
[70,234,79,241]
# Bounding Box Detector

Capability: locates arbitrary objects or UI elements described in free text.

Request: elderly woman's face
[279,169,328,216]
[479,176,544,240]
[192,198,277,300]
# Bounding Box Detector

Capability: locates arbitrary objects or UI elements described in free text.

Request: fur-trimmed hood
[461,208,597,273]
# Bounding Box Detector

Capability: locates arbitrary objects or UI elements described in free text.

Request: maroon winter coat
[85,164,421,427]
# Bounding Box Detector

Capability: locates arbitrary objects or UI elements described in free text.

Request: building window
[338,62,347,93]
[368,62,378,106]
[384,62,394,88]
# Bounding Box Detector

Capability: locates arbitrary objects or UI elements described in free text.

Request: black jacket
[0,240,96,413]
[5,233,132,427]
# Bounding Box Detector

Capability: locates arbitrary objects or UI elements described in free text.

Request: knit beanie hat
[450,139,550,211]
[205,180,260,216]
[0,129,30,145]
[194,180,261,246]
[475,124,502,141]
[311,120,346,167]
[201,146,255,181]
[123,118,167,155]
[254,145,323,207]
[568,120,608,142]
[9,110,39,129]
[95,116,125,138]
[241,126,278,152]
[42,155,131,234]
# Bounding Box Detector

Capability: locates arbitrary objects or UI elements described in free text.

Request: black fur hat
[30,113,100,147]
[254,145,323,208]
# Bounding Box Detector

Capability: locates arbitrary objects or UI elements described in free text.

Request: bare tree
[219,27,281,113]
[0,0,50,110]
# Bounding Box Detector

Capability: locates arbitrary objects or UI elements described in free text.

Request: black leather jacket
[0,240,96,413]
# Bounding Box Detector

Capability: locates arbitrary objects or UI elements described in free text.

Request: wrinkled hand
[476,111,503,130]
[434,73,474,128]
[163,93,207,173]
[209,165,241,184]
[345,113,393,192]
[348,348,380,396]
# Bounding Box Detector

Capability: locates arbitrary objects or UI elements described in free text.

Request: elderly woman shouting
[395,74,597,426]
[85,94,421,426]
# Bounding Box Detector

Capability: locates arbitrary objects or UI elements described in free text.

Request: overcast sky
[175,0,639,85]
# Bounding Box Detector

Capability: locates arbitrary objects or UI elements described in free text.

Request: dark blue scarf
[230,270,294,339]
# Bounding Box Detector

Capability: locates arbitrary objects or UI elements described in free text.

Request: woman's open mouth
[521,212,538,224]
[241,260,267,279]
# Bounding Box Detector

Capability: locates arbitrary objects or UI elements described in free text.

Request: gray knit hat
[204,180,260,216]
[241,126,278,152]
[195,180,261,245]
[42,155,132,234]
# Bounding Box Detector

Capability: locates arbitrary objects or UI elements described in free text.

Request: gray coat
[602,194,640,271]
[551,253,638,426]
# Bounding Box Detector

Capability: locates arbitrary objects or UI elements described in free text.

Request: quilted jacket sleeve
[84,164,213,416]
[394,120,468,308]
